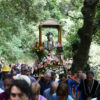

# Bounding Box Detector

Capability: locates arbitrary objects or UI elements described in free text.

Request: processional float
[34,18,71,76]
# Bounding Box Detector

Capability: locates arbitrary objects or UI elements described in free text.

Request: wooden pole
[58,25,62,44]
[39,25,42,45]
[58,25,62,64]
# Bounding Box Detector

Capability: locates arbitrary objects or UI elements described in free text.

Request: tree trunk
[72,0,99,73]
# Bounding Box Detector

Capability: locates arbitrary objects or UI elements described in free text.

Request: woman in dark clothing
[77,71,99,100]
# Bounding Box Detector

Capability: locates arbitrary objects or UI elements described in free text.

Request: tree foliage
[0,0,100,64]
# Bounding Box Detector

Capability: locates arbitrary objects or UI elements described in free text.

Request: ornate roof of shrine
[40,18,61,28]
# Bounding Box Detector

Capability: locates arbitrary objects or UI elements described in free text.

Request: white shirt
[0,88,4,94]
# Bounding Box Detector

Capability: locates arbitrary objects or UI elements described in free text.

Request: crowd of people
[0,63,100,100]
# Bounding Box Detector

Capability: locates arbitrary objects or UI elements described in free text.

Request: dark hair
[51,72,56,76]
[10,80,32,98]
[59,73,66,79]
[67,69,71,72]
[56,82,68,96]
[86,71,94,77]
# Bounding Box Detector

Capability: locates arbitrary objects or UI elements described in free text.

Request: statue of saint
[44,32,57,52]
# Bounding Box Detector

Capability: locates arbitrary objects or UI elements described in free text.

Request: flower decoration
[34,42,46,61]
[34,41,72,75]
[37,53,59,69]
[34,52,72,75]
[34,42,44,53]
[38,63,43,69]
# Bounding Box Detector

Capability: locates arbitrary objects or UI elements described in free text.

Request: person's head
[51,72,56,81]
[59,73,66,82]
[67,69,72,75]
[21,65,27,75]
[13,65,17,69]
[44,70,51,83]
[31,82,40,95]
[4,75,12,94]
[10,80,32,100]
[11,69,17,77]
[50,82,58,94]
[24,67,31,76]
[56,83,68,100]
[13,74,31,86]
[21,64,26,75]
[1,65,11,76]
[86,71,94,83]
[77,70,83,78]
[21,67,25,75]
[31,82,40,100]
[81,73,86,80]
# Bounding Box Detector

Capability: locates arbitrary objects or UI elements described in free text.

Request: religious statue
[44,32,57,52]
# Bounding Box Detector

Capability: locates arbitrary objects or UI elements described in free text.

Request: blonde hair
[31,82,40,95]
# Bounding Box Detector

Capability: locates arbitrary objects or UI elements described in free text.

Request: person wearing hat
[11,64,19,74]
[0,65,11,90]
[1,65,11,72]
[1,65,11,77]
[23,66,36,83]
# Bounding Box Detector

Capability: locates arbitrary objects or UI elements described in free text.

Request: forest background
[0,0,100,80]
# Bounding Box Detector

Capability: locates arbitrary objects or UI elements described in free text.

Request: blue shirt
[66,79,75,97]
[29,76,36,82]
[43,88,52,100]
[0,72,4,90]
[72,79,81,100]
[52,93,73,100]
[0,79,4,90]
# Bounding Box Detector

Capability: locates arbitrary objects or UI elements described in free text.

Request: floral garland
[37,53,71,70]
